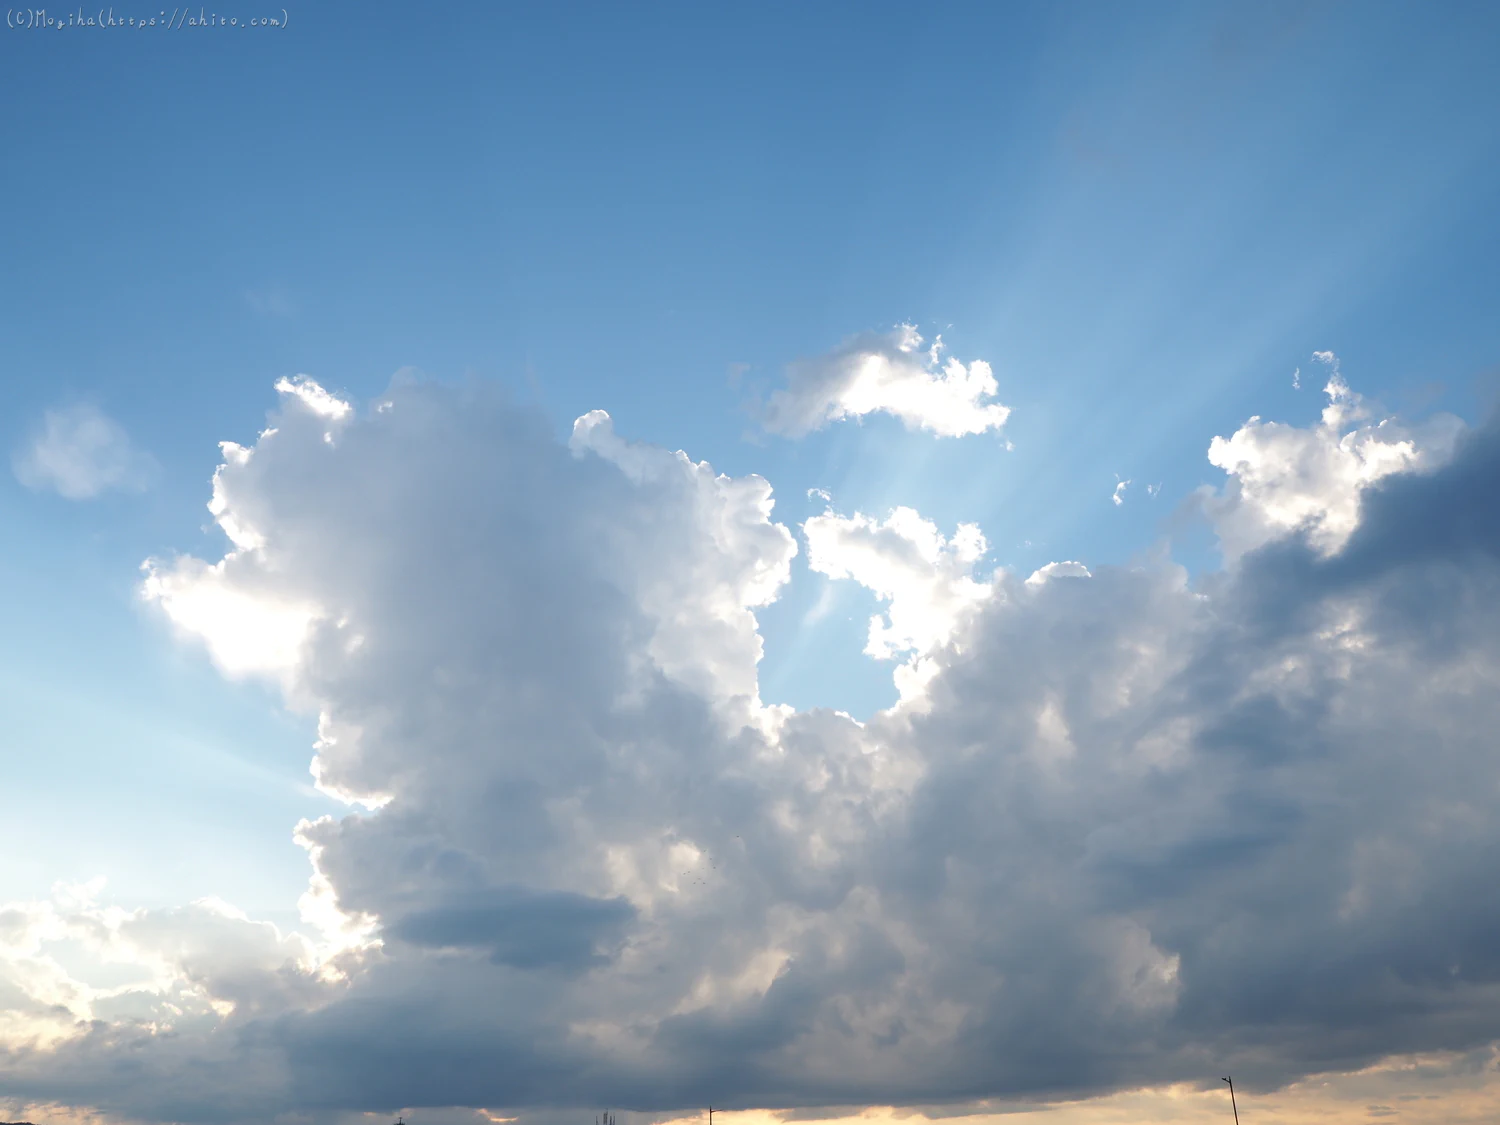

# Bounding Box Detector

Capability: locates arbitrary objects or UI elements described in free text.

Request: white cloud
[0,879,319,1051]
[1202,355,1464,561]
[1111,477,1130,506]
[1025,560,1091,585]
[141,377,353,682]
[803,506,994,701]
[569,407,797,704]
[8,358,1500,1125]
[12,403,156,500]
[761,326,1011,438]
[273,375,351,421]
[141,555,321,679]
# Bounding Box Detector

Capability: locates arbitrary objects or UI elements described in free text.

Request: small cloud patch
[761,326,1011,439]
[12,402,156,500]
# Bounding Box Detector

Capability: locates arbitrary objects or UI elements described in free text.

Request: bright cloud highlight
[761,326,1011,438]
[1202,352,1464,560]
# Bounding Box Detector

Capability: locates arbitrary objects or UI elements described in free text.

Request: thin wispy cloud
[245,285,296,318]
[12,402,157,500]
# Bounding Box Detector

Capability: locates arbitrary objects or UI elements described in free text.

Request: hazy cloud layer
[12,402,156,499]
[3,363,1499,1125]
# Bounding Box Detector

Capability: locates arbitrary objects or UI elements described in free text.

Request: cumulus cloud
[1201,352,1464,561]
[6,359,1500,1125]
[12,403,156,499]
[1025,560,1091,585]
[761,326,1011,438]
[0,878,319,1053]
[569,407,796,703]
[803,506,993,702]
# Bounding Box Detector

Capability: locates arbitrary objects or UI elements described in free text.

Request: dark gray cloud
[390,888,636,970]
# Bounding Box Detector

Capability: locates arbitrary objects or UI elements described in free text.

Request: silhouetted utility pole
[1222,1077,1239,1125]
[708,1106,714,1125]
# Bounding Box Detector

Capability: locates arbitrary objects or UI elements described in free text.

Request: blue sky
[4,4,1500,1124]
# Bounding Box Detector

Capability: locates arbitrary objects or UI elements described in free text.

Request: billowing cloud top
[4,357,1499,1125]
[1202,361,1464,561]
[761,326,1011,438]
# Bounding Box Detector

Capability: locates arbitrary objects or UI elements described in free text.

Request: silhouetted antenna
[1222,1077,1239,1125]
